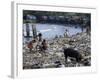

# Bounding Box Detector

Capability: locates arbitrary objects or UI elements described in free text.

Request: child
[27,41,33,52]
[41,39,48,51]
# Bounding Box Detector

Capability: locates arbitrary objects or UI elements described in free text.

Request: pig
[63,48,83,63]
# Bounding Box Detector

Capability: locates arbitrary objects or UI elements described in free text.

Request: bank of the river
[23,32,91,69]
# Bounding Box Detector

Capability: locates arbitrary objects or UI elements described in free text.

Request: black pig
[63,48,83,63]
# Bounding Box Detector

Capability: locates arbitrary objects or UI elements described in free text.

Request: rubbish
[23,32,91,69]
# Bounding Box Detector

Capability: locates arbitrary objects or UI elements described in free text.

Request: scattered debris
[23,32,91,69]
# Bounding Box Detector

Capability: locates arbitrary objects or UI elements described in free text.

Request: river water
[23,23,86,43]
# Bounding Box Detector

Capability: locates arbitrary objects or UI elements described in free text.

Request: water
[23,23,86,43]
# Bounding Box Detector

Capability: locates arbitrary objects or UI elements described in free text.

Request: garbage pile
[23,32,91,69]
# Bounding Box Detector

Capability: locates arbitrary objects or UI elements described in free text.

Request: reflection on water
[23,23,86,43]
